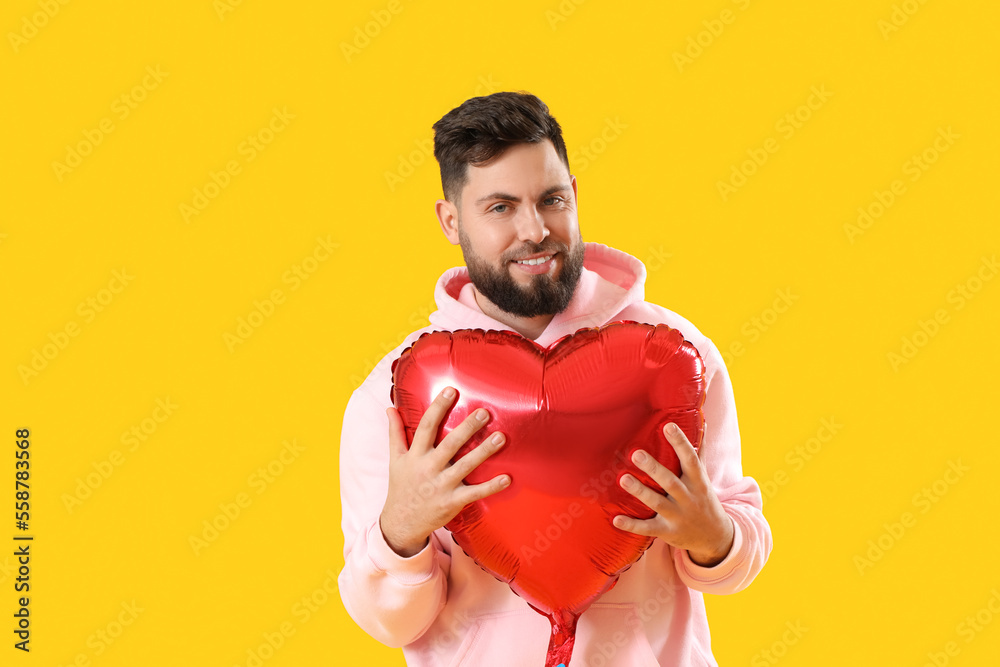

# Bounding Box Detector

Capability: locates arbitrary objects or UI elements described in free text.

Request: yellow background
[3,0,998,665]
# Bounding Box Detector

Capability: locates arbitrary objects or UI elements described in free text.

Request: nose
[515,205,550,244]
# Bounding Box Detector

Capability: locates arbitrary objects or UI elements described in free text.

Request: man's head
[432,91,585,319]
[432,91,571,205]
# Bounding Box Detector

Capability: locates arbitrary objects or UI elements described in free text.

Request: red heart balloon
[390,320,707,667]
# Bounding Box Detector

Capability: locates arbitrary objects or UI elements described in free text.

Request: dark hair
[432,91,570,203]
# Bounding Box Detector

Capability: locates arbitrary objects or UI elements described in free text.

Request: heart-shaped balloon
[390,320,707,667]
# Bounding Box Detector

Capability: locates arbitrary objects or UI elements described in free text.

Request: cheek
[477,229,514,258]
[546,210,577,231]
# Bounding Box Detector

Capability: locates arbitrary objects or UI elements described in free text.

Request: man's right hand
[379,386,510,558]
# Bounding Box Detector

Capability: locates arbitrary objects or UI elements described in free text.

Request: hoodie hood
[428,242,647,348]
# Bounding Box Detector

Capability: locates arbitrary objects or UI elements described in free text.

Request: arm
[337,385,448,646]
[676,343,772,593]
[337,384,510,646]
[613,341,772,594]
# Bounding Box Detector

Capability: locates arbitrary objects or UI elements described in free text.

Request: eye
[543,196,564,206]
[489,203,509,214]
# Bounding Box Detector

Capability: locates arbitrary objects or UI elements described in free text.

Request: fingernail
[633,450,648,465]
[667,423,680,435]
[499,475,511,487]
[475,408,488,421]
[491,433,504,445]
[443,387,456,399]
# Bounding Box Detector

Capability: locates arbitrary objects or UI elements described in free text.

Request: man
[338,91,772,666]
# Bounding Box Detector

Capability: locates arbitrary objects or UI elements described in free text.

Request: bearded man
[337,91,772,666]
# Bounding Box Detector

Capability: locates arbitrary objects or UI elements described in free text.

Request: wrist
[379,513,428,558]
[688,516,735,567]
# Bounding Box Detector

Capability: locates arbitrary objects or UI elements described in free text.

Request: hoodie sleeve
[671,340,773,594]
[337,382,452,647]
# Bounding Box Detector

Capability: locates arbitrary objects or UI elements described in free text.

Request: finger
[385,407,409,460]
[612,513,664,537]
[435,407,492,463]
[453,473,511,507]
[410,387,458,454]
[630,449,686,500]
[664,423,708,492]
[446,431,506,483]
[619,473,675,516]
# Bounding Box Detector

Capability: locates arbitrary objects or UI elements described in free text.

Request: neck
[472,287,555,341]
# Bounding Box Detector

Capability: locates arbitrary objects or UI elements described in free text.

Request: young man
[338,91,772,666]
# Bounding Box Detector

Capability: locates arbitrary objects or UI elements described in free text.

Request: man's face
[446,140,585,318]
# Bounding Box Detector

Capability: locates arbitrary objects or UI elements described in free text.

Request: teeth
[515,255,553,266]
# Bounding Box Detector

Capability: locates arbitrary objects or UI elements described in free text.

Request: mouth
[512,253,556,266]
[510,252,558,275]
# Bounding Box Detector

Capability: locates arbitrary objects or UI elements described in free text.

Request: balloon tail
[544,610,579,667]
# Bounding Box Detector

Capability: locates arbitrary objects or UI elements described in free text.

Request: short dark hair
[432,91,570,203]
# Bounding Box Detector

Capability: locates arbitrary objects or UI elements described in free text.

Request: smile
[513,254,555,266]
[511,253,557,276]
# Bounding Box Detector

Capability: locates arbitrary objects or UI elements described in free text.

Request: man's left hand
[612,422,735,567]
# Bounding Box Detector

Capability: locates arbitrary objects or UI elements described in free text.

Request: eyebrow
[474,184,571,206]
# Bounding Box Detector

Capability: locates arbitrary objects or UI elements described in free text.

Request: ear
[435,198,460,245]
[570,174,578,203]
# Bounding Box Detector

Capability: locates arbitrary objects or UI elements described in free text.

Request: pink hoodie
[338,242,772,666]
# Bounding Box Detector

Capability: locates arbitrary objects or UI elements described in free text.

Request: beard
[458,224,586,318]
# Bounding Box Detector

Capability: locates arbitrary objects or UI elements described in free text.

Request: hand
[379,386,510,557]
[612,422,735,567]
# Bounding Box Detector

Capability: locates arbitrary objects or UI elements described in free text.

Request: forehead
[463,140,569,198]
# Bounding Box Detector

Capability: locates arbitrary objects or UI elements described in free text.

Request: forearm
[338,384,451,647]
[669,340,772,593]
[675,497,771,594]
[338,519,449,647]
